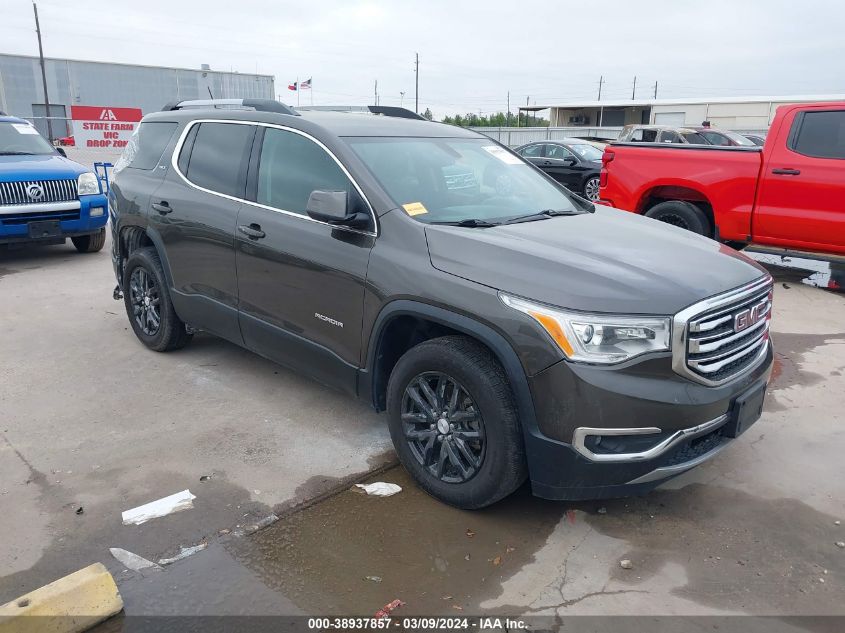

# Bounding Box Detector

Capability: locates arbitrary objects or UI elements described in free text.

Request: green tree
[440,111,549,127]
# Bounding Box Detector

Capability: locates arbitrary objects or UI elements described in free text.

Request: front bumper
[0,194,109,244]
[524,341,773,500]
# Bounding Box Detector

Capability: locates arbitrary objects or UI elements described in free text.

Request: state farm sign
[70,105,143,149]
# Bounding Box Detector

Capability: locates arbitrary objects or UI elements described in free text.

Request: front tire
[386,336,527,509]
[71,229,106,253]
[644,200,711,236]
[583,175,601,201]
[122,247,191,352]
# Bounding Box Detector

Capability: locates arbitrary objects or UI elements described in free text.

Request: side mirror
[306,190,371,229]
[564,157,577,166]
[56,147,67,157]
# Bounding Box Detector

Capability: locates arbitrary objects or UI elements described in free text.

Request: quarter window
[120,121,178,171]
[791,111,845,159]
[257,127,354,215]
[181,122,255,198]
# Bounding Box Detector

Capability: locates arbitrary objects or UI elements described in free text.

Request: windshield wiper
[432,218,501,228]
[501,208,582,224]
[0,151,38,155]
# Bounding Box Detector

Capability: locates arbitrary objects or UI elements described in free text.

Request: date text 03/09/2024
[306,617,528,630]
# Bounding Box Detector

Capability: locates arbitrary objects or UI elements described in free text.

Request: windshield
[346,137,582,224]
[0,121,57,155]
[568,144,604,161]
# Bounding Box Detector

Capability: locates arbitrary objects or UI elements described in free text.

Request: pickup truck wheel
[583,176,601,201]
[71,229,106,253]
[644,200,710,236]
[386,335,527,509]
[122,247,192,352]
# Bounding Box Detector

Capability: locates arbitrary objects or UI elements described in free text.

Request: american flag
[300,78,312,90]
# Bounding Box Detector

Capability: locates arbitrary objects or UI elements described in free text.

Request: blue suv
[1,114,108,252]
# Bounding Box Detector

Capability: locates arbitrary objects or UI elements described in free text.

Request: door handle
[772,168,801,175]
[238,223,266,239]
[152,201,172,214]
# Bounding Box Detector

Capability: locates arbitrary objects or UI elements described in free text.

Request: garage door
[654,111,686,126]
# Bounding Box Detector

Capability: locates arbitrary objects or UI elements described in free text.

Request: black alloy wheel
[401,372,486,483]
[129,267,161,336]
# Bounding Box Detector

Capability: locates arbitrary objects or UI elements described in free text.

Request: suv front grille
[0,179,78,206]
[673,277,773,386]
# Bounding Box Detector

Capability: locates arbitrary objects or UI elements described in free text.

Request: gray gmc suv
[109,99,773,508]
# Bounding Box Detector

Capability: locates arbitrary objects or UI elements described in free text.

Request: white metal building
[0,53,274,139]
[534,94,845,132]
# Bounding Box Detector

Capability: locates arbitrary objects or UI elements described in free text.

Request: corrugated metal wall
[0,54,274,135]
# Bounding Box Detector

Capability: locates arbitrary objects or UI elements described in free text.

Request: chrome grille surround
[672,276,774,386]
[0,179,78,206]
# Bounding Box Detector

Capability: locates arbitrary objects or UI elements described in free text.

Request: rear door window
[519,144,543,157]
[791,110,845,159]
[181,122,255,198]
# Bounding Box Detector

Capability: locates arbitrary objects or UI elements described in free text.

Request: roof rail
[161,98,299,116]
[297,105,426,121]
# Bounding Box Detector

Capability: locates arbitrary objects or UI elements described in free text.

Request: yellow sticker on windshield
[402,202,428,216]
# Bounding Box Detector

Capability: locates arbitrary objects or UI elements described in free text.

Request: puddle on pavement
[226,466,844,616]
[226,467,565,614]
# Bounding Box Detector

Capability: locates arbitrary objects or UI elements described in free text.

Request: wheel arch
[364,300,538,432]
[117,225,175,289]
[637,185,716,237]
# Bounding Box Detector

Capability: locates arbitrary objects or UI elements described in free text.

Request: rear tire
[122,247,191,352]
[644,200,711,236]
[386,335,527,509]
[71,229,106,253]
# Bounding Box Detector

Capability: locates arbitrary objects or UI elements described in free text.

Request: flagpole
[297,77,300,107]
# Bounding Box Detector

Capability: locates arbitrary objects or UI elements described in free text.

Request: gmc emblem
[734,300,768,333]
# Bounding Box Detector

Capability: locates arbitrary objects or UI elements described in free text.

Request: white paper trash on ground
[157,542,207,565]
[354,482,402,497]
[122,489,196,525]
[109,547,161,571]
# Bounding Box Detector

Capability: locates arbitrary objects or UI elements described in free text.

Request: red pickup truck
[599,101,845,257]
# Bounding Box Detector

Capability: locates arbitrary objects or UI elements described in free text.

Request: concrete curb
[0,563,123,633]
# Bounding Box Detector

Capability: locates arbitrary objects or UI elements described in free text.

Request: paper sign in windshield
[11,123,39,135]
[483,145,523,165]
[402,202,428,216]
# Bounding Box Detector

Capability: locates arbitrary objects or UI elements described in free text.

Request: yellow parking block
[0,563,123,633]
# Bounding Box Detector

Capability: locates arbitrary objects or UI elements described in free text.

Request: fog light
[90,206,105,218]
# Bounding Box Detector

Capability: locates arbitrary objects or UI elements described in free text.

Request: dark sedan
[516,139,603,201]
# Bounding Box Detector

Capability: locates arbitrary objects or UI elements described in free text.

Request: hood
[425,205,768,315]
[0,154,89,181]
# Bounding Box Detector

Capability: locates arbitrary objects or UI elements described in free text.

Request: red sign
[70,105,143,149]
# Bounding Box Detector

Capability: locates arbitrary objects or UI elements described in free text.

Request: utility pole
[33,2,53,142]
[414,53,419,114]
[526,96,530,127]
[506,91,510,127]
[597,75,604,101]
[632,76,637,100]
[653,81,658,99]
[374,79,378,106]
[400,91,405,107]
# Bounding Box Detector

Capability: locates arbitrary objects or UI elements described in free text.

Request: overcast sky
[2,0,843,118]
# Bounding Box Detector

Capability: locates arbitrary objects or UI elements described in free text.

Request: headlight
[77,172,101,195]
[500,293,671,364]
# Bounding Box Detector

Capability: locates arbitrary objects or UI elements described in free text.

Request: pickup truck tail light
[600,171,608,187]
[601,148,615,166]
